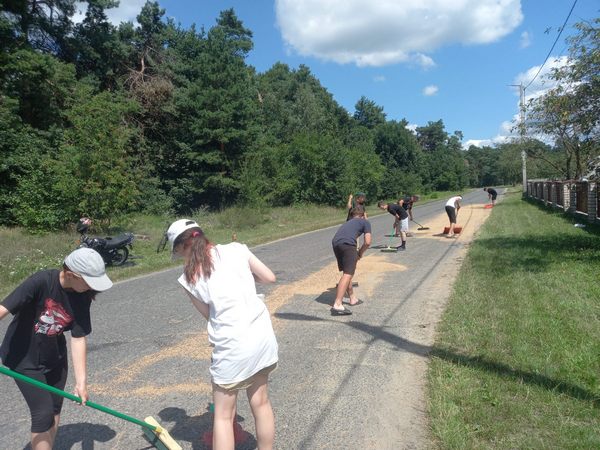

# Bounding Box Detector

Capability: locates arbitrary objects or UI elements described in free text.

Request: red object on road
[202,421,251,448]
[443,226,462,234]
[484,204,493,209]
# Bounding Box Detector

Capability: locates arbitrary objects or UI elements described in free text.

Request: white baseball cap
[166,219,201,250]
[64,248,113,292]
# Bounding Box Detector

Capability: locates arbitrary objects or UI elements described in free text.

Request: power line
[524,0,578,90]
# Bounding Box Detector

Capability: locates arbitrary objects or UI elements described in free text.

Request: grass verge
[427,189,600,449]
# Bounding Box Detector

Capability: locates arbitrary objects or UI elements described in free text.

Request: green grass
[427,189,600,449]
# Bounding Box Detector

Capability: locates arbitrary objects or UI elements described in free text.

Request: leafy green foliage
[7,3,586,231]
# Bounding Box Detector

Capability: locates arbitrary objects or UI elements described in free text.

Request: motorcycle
[76,218,134,266]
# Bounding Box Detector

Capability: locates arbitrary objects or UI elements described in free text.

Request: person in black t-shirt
[483,187,498,205]
[0,248,112,450]
[398,195,419,236]
[378,201,409,250]
[331,208,372,315]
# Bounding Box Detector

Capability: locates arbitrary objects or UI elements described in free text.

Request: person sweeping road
[483,187,498,206]
[346,192,367,221]
[378,201,408,250]
[398,195,419,236]
[444,195,462,237]
[0,248,113,450]
[165,219,278,450]
[331,208,372,316]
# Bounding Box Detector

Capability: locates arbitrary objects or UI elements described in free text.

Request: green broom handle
[0,366,160,433]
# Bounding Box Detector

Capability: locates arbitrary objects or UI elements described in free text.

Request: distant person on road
[445,195,462,237]
[378,201,408,250]
[346,192,367,221]
[483,187,497,206]
[165,219,278,450]
[331,208,372,316]
[0,248,113,450]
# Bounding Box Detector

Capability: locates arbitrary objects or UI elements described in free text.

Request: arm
[358,233,372,259]
[346,194,353,209]
[70,336,88,405]
[0,304,9,320]
[455,200,461,212]
[185,290,209,320]
[249,253,276,284]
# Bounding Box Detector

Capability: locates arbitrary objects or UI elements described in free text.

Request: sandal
[330,307,352,316]
[343,299,364,306]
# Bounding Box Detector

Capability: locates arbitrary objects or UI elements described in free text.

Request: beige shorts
[214,363,277,391]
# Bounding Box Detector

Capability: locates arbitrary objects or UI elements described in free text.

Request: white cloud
[413,53,436,69]
[467,58,571,149]
[373,75,386,82]
[513,56,569,101]
[423,85,439,96]
[74,1,147,25]
[406,123,418,133]
[275,0,523,67]
[464,134,510,149]
[519,31,531,48]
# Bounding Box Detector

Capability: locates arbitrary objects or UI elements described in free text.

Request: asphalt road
[0,189,497,449]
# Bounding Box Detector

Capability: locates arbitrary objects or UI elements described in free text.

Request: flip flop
[330,307,352,316]
[344,299,364,306]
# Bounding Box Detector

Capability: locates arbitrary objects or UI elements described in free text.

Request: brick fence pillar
[568,184,577,213]
[551,183,557,208]
[588,182,597,223]
[563,183,571,211]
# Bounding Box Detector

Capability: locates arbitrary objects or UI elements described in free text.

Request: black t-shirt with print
[387,204,408,220]
[0,269,93,372]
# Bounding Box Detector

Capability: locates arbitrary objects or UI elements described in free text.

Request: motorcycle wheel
[111,247,129,266]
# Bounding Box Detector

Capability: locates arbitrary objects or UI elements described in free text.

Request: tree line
[1,1,595,230]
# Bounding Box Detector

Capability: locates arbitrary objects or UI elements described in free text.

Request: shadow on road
[158,406,257,450]
[23,423,116,450]
[276,312,599,411]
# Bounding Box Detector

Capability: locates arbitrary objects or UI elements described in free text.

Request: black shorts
[13,359,68,433]
[445,205,457,224]
[491,193,497,200]
[333,243,359,275]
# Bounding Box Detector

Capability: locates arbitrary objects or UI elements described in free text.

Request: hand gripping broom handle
[0,366,162,434]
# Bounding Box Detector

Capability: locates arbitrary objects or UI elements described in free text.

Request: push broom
[411,219,430,230]
[0,366,181,450]
[381,227,399,253]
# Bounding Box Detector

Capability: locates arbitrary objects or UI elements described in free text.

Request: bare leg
[31,414,60,450]
[247,374,275,450]
[333,274,353,309]
[213,385,238,450]
[345,280,359,305]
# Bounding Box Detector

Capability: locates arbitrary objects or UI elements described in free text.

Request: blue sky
[81,0,599,147]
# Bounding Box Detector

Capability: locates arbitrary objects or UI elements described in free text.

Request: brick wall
[526,179,599,224]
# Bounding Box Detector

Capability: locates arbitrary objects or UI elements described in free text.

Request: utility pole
[509,83,527,192]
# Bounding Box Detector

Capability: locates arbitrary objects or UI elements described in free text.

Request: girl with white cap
[165,219,278,450]
[0,247,112,450]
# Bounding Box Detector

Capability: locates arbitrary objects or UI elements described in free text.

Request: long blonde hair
[174,227,214,283]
